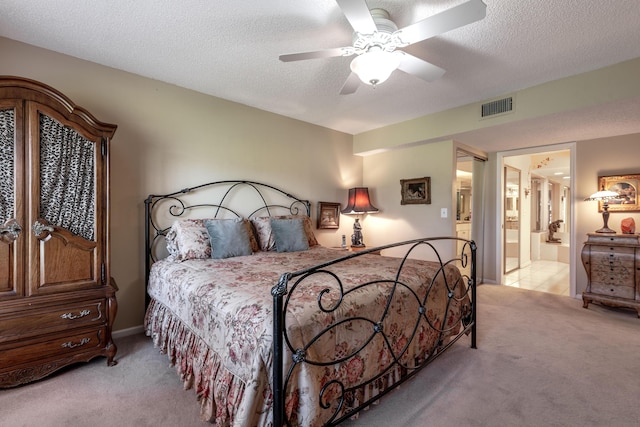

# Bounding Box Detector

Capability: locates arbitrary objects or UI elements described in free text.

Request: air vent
[481,96,513,118]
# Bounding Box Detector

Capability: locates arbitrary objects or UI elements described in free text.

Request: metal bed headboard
[143,179,311,297]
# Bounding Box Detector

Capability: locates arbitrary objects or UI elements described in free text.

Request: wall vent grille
[481,97,513,117]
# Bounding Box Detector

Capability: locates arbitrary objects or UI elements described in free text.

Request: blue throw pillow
[270,218,310,253]
[204,219,253,259]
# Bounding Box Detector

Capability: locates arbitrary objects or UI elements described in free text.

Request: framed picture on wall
[598,174,640,212]
[317,202,340,229]
[400,177,431,205]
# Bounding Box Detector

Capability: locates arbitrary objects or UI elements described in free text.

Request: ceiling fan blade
[336,0,377,34]
[340,72,361,95]
[396,0,486,45]
[279,47,351,62]
[397,52,446,82]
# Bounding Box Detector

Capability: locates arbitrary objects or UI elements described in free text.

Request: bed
[144,180,476,426]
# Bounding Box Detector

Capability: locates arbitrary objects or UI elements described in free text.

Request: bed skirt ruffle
[144,299,258,426]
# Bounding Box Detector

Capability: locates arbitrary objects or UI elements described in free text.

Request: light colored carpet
[2,284,639,427]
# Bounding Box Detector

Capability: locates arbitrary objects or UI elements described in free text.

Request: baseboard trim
[112,325,145,339]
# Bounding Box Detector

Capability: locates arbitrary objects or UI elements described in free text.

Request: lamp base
[595,227,616,234]
[596,206,616,234]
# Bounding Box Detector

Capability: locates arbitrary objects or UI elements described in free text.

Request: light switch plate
[441,208,448,218]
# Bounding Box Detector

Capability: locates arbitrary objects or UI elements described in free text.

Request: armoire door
[0,100,25,299]
[25,102,106,296]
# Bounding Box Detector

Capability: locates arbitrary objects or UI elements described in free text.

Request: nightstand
[349,246,381,255]
[581,233,640,317]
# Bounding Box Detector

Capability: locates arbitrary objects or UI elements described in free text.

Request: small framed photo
[317,202,340,229]
[400,177,431,205]
[598,174,640,212]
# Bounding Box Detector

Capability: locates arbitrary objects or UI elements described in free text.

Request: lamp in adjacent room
[341,187,379,248]
[584,187,621,233]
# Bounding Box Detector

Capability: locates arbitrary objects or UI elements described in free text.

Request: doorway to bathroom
[499,144,574,297]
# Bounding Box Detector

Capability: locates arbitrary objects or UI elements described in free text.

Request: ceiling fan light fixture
[350,50,400,86]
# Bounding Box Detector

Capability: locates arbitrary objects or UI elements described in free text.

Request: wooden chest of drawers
[581,233,640,317]
[0,77,117,387]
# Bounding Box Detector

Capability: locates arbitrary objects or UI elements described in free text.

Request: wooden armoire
[0,76,118,387]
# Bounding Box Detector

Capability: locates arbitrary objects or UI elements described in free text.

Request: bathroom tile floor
[502,260,570,296]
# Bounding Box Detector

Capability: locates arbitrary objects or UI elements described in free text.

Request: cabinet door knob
[0,219,22,244]
[32,219,54,240]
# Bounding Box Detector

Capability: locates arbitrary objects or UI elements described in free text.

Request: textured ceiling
[1,0,640,152]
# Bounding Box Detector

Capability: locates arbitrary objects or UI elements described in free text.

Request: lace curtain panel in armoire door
[39,114,96,241]
[0,109,14,224]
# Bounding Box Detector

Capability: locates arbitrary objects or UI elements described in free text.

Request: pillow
[164,227,179,258]
[166,218,259,261]
[204,219,253,259]
[167,219,212,261]
[284,215,319,247]
[270,218,310,253]
[251,216,277,251]
[251,215,317,251]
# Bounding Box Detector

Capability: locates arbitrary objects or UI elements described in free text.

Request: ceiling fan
[279,0,486,94]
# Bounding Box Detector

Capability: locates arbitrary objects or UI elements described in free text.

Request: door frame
[495,142,577,297]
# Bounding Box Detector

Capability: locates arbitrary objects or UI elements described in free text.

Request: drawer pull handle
[61,337,91,349]
[61,309,91,320]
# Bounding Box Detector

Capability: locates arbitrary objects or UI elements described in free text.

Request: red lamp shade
[341,187,379,214]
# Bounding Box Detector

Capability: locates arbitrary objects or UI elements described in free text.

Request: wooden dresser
[581,233,640,317]
[0,77,118,387]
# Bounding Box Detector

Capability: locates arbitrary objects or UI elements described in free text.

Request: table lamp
[584,187,621,233]
[341,187,378,247]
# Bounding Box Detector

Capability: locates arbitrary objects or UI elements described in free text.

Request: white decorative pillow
[251,216,277,251]
[164,227,180,258]
[167,219,212,261]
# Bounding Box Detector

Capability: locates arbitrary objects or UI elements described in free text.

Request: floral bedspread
[144,246,469,426]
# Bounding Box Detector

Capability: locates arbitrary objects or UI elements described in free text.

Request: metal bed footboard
[271,237,477,426]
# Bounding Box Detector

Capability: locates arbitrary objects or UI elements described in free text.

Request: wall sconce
[341,187,379,248]
[524,188,530,197]
[584,187,621,233]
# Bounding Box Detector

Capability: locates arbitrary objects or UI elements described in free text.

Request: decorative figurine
[547,219,563,243]
[351,218,364,247]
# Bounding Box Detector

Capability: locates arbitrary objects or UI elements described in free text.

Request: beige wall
[361,140,456,259]
[353,57,640,155]
[575,134,640,294]
[1,37,361,331]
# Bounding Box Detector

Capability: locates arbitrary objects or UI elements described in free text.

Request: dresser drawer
[589,245,635,256]
[590,282,635,300]
[585,234,640,245]
[0,299,107,343]
[588,246,635,287]
[589,246,636,268]
[589,263,636,287]
[0,326,107,367]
